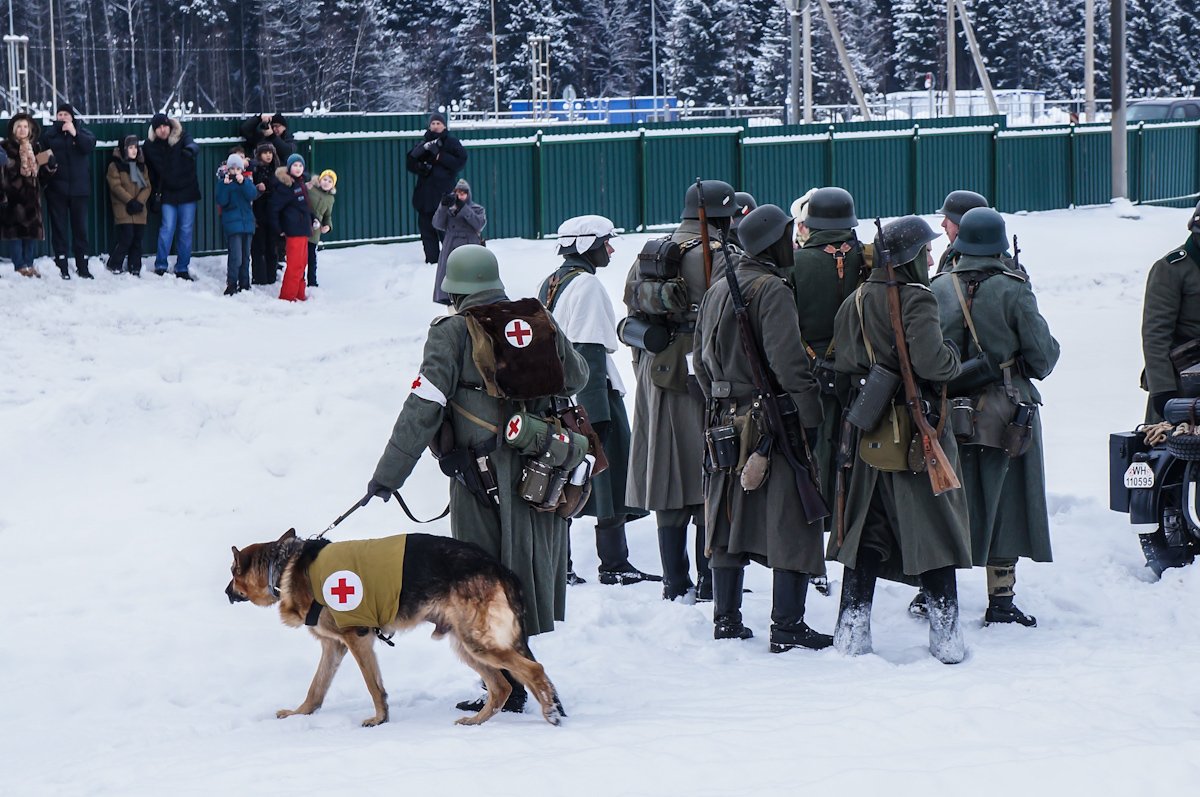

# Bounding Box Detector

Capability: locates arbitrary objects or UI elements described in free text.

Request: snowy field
[2,204,1199,796]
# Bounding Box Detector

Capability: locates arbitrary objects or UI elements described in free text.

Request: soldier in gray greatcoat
[694,204,832,650]
[624,180,739,601]
[932,208,1060,627]
[363,244,588,713]
[538,215,656,585]
[828,216,972,665]
[1142,200,1200,423]
[935,190,989,275]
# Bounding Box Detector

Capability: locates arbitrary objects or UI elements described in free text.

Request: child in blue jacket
[215,153,258,295]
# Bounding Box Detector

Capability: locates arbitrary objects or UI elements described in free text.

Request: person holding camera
[40,103,97,279]
[2,113,57,277]
[407,112,468,268]
[216,153,258,295]
[240,113,295,161]
[431,178,486,305]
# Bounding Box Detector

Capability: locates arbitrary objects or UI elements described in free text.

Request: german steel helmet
[681,180,738,220]
[441,244,504,294]
[880,216,941,265]
[952,207,1008,256]
[804,187,858,230]
[938,190,989,224]
[737,204,795,257]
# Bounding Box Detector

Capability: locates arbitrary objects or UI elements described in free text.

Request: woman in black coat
[1,113,57,277]
[406,112,467,265]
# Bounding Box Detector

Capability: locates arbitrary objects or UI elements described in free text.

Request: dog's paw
[543,710,563,727]
[276,709,298,719]
[361,715,388,728]
[455,714,486,726]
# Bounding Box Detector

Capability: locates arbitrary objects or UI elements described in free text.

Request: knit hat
[286,153,305,169]
[429,112,447,127]
[226,153,245,169]
[319,169,338,187]
[56,103,76,119]
[150,113,170,129]
[270,112,287,128]
[454,178,470,193]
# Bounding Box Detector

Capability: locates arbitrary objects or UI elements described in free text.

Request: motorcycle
[1110,390,1200,576]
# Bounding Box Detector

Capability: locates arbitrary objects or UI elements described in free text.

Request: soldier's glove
[440,193,456,207]
[359,479,393,507]
[1153,391,1179,419]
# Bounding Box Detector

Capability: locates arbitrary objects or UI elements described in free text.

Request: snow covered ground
[3,204,1199,796]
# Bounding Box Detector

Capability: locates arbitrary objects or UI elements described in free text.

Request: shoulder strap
[854,285,876,365]
[540,266,584,312]
[950,275,984,353]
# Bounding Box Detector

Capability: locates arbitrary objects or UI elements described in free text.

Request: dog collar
[305,601,323,626]
[266,538,305,600]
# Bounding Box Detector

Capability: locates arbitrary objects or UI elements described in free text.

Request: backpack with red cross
[460,297,566,400]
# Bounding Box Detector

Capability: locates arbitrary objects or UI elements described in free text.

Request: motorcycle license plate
[1123,462,1155,489]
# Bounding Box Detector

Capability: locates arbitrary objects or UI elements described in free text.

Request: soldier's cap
[738,204,794,258]
[556,215,617,255]
[938,190,989,224]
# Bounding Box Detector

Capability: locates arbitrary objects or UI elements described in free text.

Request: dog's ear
[278,528,297,543]
[231,546,242,574]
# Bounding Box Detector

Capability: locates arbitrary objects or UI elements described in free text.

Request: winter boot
[75,256,93,279]
[921,566,966,664]
[455,670,527,714]
[769,569,833,653]
[712,566,753,640]
[658,526,694,600]
[984,595,1037,627]
[597,522,661,585]
[907,589,929,620]
[695,525,713,602]
[224,283,238,296]
[55,256,70,280]
[833,550,880,656]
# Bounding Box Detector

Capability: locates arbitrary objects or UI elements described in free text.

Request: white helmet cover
[556,214,618,255]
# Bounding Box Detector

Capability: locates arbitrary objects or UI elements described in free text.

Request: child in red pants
[269,153,317,301]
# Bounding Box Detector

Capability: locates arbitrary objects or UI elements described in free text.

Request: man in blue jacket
[40,103,96,279]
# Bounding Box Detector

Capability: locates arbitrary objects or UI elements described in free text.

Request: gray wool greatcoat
[431,194,486,304]
[624,219,725,512]
[371,289,588,635]
[931,254,1060,565]
[694,255,827,574]
[827,265,972,582]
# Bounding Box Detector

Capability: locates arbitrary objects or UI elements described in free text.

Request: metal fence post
[637,127,647,232]
[1066,123,1076,208]
[910,124,920,214]
[990,123,1000,211]
[533,129,543,238]
[826,124,835,186]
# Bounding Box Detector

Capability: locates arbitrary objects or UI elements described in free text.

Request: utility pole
[1111,0,1127,199]
[955,0,998,115]
[490,0,499,116]
[785,0,803,124]
[815,0,870,120]
[1084,0,1095,121]
[49,0,57,106]
[650,0,659,122]
[946,0,956,116]
[802,2,812,122]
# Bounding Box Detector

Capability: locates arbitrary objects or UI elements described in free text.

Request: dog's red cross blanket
[307,535,408,629]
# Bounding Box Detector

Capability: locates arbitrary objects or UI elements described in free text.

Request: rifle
[701,181,829,524]
[834,407,856,546]
[694,178,714,287]
[1011,234,1027,276]
[873,218,961,496]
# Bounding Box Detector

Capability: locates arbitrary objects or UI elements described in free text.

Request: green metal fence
[15,117,1200,259]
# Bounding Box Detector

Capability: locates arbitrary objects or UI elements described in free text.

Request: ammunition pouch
[811,356,838,397]
[437,440,500,508]
[706,423,739,473]
[650,332,694,394]
[618,315,671,354]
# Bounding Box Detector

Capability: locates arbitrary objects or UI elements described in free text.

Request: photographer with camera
[240,113,295,162]
[431,178,486,305]
[407,112,468,269]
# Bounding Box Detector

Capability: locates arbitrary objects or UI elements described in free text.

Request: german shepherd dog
[225,529,564,727]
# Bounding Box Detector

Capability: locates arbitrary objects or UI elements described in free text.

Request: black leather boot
[55,256,70,280]
[455,670,527,714]
[833,550,880,656]
[597,522,661,585]
[712,566,753,640]
[695,526,713,602]
[769,569,833,652]
[658,526,694,600]
[75,256,93,279]
[921,566,966,664]
[984,595,1037,627]
[908,589,928,619]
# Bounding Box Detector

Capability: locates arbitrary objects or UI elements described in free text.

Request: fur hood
[109,140,145,167]
[275,165,308,187]
[5,112,41,144]
[147,117,183,147]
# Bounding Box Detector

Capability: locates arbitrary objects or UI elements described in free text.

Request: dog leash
[316,490,450,539]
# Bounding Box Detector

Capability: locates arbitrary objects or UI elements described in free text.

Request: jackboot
[695,526,713,602]
[984,595,1037,627]
[921,566,966,664]
[712,566,753,640]
[75,256,93,279]
[769,569,833,653]
[455,670,527,714]
[596,522,660,585]
[907,589,928,619]
[657,525,694,600]
[55,256,70,280]
[833,550,880,656]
